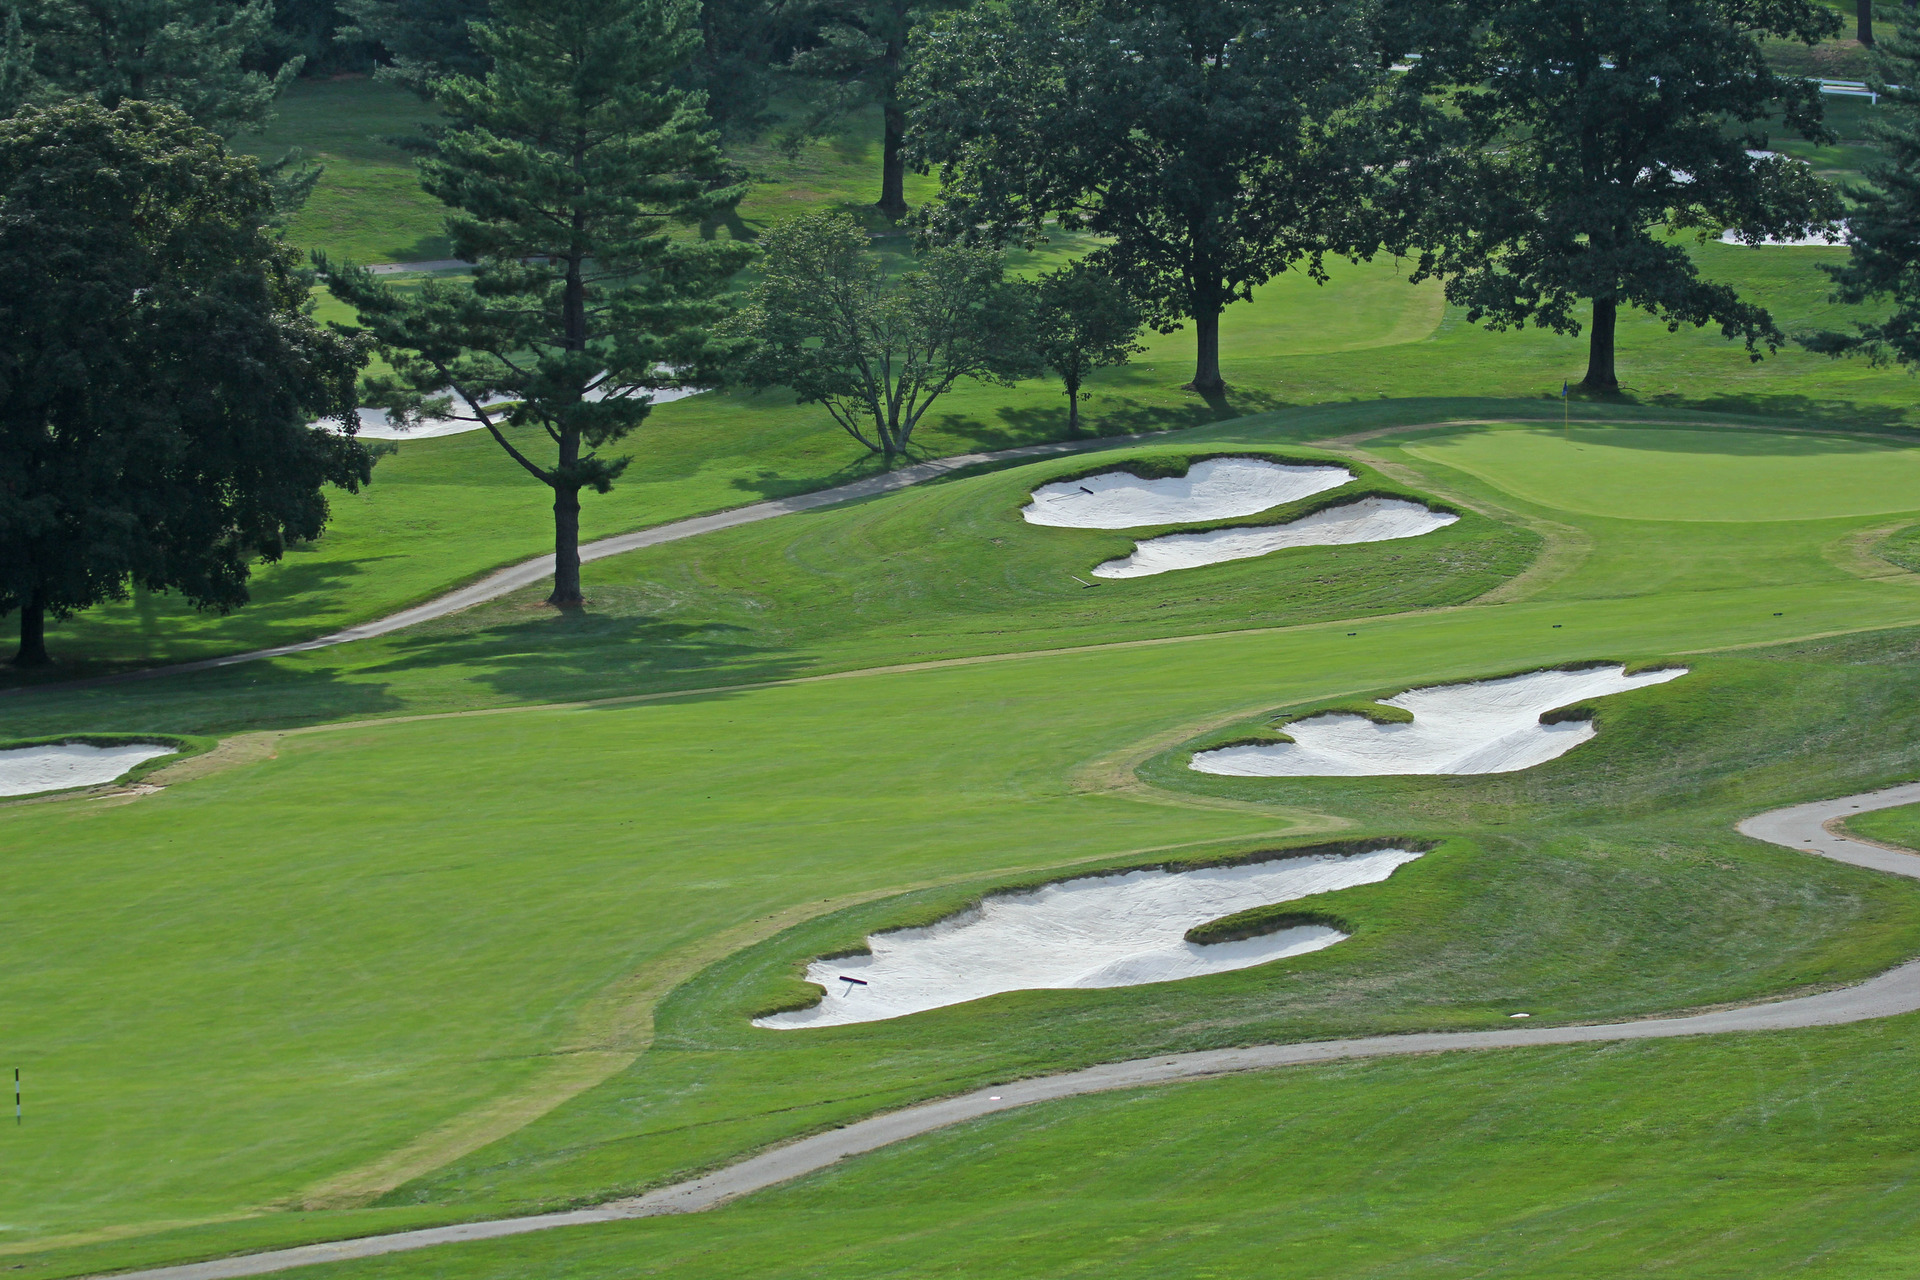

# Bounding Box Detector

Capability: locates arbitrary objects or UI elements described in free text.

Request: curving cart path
[18,435,1137,694]
[94,781,1920,1280]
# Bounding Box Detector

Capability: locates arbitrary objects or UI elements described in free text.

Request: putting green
[1403,425,1920,521]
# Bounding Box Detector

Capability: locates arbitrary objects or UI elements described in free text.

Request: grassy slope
[11,72,1915,678]
[12,233,1915,682]
[1848,802,1920,848]
[13,417,1920,1277]
[288,1017,1920,1280]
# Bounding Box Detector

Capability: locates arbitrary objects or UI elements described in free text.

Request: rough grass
[281,1015,1920,1280]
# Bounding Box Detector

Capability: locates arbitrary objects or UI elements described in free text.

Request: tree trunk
[549,484,584,606]
[1860,0,1874,45]
[1581,297,1619,393]
[12,595,47,667]
[877,97,908,221]
[1187,304,1225,394]
[1066,379,1082,435]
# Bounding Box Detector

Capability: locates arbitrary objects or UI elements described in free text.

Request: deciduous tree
[324,0,749,607]
[724,211,1039,464]
[1392,0,1843,392]
[0,101,370,667]
[907,0,1386,394]
[1032,262,1144,435]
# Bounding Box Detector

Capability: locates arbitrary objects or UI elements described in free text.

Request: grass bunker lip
[754,846,1424,1029]
[1192,664,1689,777]
[1022,456,1353,529]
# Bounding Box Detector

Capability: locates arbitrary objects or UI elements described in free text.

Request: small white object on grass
[0,742,174,797]
[1023,458,1351,529]
[1093,498,1456,579]
[1509,1013,1531,1019]
[754,848,1423,1029]
[1192,664,1688,778]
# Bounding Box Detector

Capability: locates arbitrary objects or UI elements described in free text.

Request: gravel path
[21,435,1129,694]
[93,782,1920,1280]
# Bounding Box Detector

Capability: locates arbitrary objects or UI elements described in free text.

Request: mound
[1193,664,1687,777]
[0,742,174,797]
[755,848,1424,1029]
[1023,457,1351,529]
[1093,497,1455,579]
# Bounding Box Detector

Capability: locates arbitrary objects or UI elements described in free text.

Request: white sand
[1192,664,1688,778]
[1092,497,1456,579]
[322,387,703,440]
[1720,220,1849,247]
[0,742,174,797]
[1023,458,1352,529]
[754,847,1423,1029]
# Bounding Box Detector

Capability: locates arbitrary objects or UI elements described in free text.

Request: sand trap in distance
[1093,497,1456,579]
[1193,664,1687,777]
[755,847,1423,1029]
[1023,457,1352,529]
[320,387,703,440]
[0,742,174,797]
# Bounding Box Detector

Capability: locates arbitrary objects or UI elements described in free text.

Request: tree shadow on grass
[1642,390,1920,435]
[362,608,811,708]
[0,661,406,737]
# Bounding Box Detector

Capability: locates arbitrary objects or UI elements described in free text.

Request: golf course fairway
[12,414,1920,1280]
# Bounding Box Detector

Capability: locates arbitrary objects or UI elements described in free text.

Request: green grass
[12,411,1920,1278]
[13,231,1920,683]
[237,78,451,265]
[9,73,1920,1278]
[264,1017,1920,1280]
[1847,802,1920,848]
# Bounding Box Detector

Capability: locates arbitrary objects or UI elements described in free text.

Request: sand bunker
[1092,497,1455,579]
[1719,225,1848,247]
[754,847,1423,1029]
[1023,458,1352,529]
[322,387,703,440]
[1192,664,1688,778]
[0,741,174,797]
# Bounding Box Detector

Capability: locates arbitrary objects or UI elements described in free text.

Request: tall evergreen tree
[908,0,1387,394]
[1807,6,1920,367]
[6,0,298,134]
[0,100,370,667]
[781,0,946,219]
[335,0,490,92]
[1393,0,1842,392]
[324,0,750,607]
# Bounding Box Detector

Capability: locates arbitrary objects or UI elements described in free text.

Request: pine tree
[1806,6,1920,368]
[324,0,750,607]
[9,0,298,135]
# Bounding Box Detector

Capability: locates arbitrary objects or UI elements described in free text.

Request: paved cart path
[20,434,1139,693]
[92,782,1920,1280]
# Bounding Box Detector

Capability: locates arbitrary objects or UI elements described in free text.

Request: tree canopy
[325,0,749,607]
[1806,8,1920,369]
[1392,0,1843,391]
[724,211,1039,462]
[1031,262,1144,436]
[0,100,370,666]
[2,0,298,133]
[907,0,1386,394]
